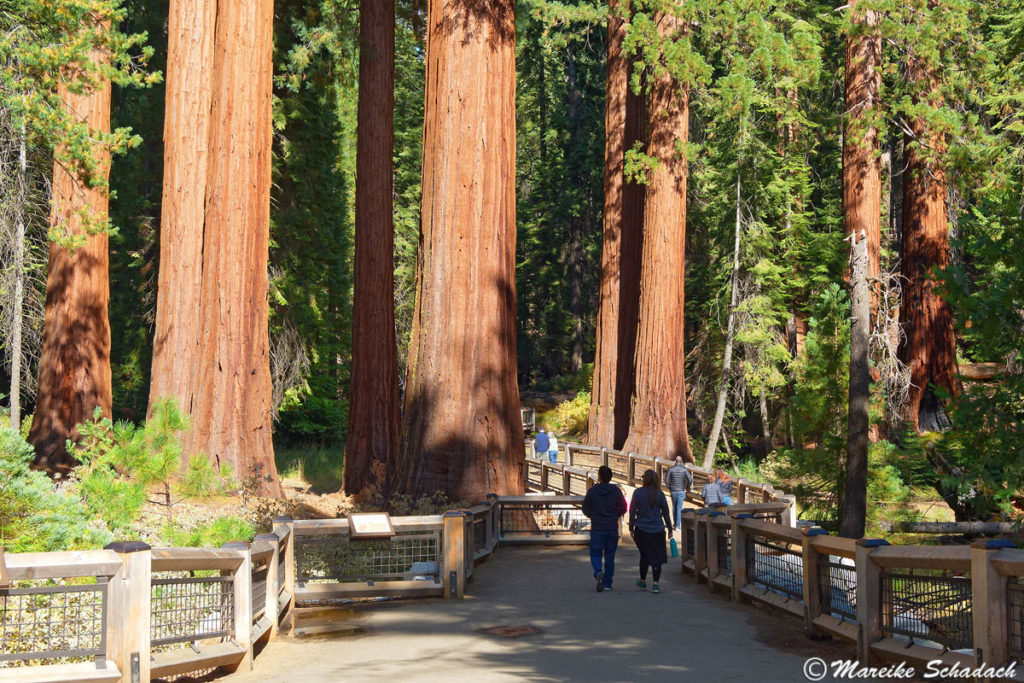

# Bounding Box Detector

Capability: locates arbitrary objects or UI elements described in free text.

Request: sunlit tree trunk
[344,0,399,497]
[30,49,112,470]
[589,0,643,449]
[395,0,522,501]
[841,232,870,538]
[9,123,27,432]
[622,11,692,462]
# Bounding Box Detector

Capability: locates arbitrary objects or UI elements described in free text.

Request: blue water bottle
[670,537,679,558]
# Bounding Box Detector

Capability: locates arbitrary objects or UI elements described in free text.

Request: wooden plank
[856,539,885,664]
[498,535,590,545]
[869,545,971,571]
[293,517,443,536]
[221,542,252,673]
[149,641,246,679]
[739,584,805,618]
[809,535,856,558]
[870,638,975,670]
[4,550,121,580]
[711,574,732,594]
[991,548,1024,577]
[812,614,858,642]
[442,512,466,598]
[0,661,121,683]
[496,495,584,505]
[249,542,274,562]
[105,542,150,683]
[973,540,1009,668]
[295,581,443,601]
[737,518,803,544]
[151,547,244,572]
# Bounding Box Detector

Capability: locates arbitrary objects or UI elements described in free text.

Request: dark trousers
[589,529,619,587]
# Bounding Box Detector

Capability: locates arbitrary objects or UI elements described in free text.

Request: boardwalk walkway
[230,542,853,682]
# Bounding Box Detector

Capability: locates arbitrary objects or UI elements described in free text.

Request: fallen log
[879,520,1018,535]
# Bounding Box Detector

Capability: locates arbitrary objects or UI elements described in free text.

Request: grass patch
[275,445,344,493]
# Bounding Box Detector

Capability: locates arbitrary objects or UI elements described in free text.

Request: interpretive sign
[348,512,395,538]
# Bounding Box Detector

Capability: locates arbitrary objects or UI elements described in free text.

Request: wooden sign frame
[347,512,395,539]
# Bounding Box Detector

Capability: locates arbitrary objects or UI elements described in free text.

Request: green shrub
[161,515,256,547]
[0,428,110,551]
[546,392,590,437]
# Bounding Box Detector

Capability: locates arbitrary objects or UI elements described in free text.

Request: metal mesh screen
[685,527,695,558]
[570,449,602,469]
[818,560,856,622]
[1009,578,1024,659]
[296,531,441,584]
[606,451,629,479]
[277,545,287,596]
[717,534,732,575]
[526,462,542,489]
[251,565,268,619]
[0,581,107,664]
[151,574,234,648]
[499,503,589,535]
[472,515,487,555]
[746,538,804,600]
[567,473,590,496]
[880,570,972,651]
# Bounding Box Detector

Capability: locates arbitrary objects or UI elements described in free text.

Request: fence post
[855,538,889,665]
[222,541,253,672]
[540,462,550,492]
[801,527,829,637]
[255,533,280,641]
[443,511,467,599]
[736,479,748,505]
[104,541,151,683]
[705,511,725,592]
[693,509,710,584]
[730,514,753,602]
[627,453,638,486]
[485,494,499,552]
[562,466,572,496]
[600,447,608,468]
[972,539,1014,670]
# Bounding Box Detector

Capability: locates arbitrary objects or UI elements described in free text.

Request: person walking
[702,472,724,506]
[717,468,733,506]
[582,466,628,592]
[547,434,559,464]
[534,429,549,459]
[664,457,692,532]
[629,469,672,594]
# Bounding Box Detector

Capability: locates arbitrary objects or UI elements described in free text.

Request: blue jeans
[589,529,619,586]
[548,449,558,464]
[671,491,687,530]
[722,495,732,506]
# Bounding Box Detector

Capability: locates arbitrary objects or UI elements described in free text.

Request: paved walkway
[230,541,854,682]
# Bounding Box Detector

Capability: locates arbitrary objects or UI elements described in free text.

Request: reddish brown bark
[395,0,522,502]
[30,54,113,471]
[622,12,692,462]
[842,0,882,292]
[344,0,400,497]
[151,0,282,495]
[898,62,961,433]
[588,0,644,450]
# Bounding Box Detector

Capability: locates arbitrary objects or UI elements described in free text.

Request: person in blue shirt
[628,469,673,594]
[582,466,628,592]
[534,429,549,459]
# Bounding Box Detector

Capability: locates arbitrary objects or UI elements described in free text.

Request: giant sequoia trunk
[898,63,961,433]
[622,12,692,462]
[151,0,282,495]
[842,0,882,294]
[395,0,522,501]
[30,56,113,470]
[588,0,643,449]
[344,0,400,497]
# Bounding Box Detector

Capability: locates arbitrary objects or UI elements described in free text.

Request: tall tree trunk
[150,0,216,411]
[151,0,283,495]
[842,0,882,309]
[9,123,26,432]
[589,0,643,449]
[344,0,399,497]
[622,11,692,462]
[703,161,742,468]
[841,231,870,538]
[395,0,521,501]
[565,44,584,374]
[898,61,961,433]
[29,46,113,471]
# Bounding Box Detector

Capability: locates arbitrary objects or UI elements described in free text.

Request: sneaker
[636,579,646,591]
[652,584,661,594]
[604,585,613,591]
[596,572,604,592]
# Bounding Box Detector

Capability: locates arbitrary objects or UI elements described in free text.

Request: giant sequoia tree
[395,0,523,501]
[29,48,113,470]
[344,0,400,496]
[622,9,692,462]
[150,0,282,495]
[588,0,644,450]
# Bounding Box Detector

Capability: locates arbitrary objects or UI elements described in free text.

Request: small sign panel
[348,512,395,538]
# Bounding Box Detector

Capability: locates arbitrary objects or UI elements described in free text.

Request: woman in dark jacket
[629,469,673,593]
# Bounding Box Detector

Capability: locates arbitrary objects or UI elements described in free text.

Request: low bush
[546,392,590,437]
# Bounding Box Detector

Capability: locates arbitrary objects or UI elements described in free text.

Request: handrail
[3,549,122,580]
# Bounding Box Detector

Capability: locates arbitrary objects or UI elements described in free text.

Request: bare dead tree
[870,266,911,428]
[268,309,311,421]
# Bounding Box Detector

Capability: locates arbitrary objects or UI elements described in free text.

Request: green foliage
[0,428,110,551]
[160,516,256,548]
[546,392,591,437]
[275,446,345,493]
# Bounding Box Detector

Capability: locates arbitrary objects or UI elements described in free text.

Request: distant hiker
[701,474,724,506]
[547,434,559,464]
[717,469,733,506]
[582,465,628,592]
[664,457,692,532]
[629,469,672,594]
[534,429,549,459]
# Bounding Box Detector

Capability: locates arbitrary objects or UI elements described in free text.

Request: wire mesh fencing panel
[277,544,287,596]
[499,502,590,537]
[569,448,602,470]
[1008,578,1024,660]
[471,512,488,559]
[717,534,732,575]
[818,559,857,622]
[526,461,543,490]
[150,574,234,649]
[685,526,695,559]
[295,530,441,585]
[567,472,591,496]
[880,570,973,651]
[251,564,268,619]
[0,580,107,667]
[746,537,804,600]
[606,451,630,480]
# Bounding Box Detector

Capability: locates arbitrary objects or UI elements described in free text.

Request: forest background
[2,0,1024,550]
